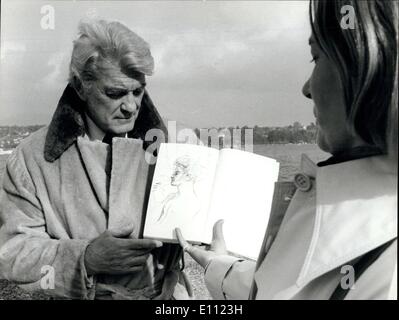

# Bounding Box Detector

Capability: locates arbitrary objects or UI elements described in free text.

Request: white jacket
[204,155,397,300]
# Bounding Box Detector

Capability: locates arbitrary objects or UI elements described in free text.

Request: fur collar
[44,84,168,162]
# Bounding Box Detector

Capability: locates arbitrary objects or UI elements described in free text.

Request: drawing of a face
[170,156,197,187]
[170,165,187,186]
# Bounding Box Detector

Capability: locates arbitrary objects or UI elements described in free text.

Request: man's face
[81,62,146,135]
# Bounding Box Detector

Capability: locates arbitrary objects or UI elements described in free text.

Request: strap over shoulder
[330,238,397,300]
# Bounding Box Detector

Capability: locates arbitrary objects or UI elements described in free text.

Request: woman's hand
[175,219,228,269]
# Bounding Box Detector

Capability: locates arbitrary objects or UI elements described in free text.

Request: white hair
[68,19,154,90]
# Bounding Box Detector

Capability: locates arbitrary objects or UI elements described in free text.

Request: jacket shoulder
[5,127,49,176]
[13,126,49,158]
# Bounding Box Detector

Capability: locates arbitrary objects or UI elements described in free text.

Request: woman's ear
[72,76,87,101]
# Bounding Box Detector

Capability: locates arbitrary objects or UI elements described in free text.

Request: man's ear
[72,76,87,101]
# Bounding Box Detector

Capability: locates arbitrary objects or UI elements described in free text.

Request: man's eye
[105,91,126,99]
[133,88,144,96]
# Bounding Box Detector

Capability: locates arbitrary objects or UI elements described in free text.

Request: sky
[0,0,315,128]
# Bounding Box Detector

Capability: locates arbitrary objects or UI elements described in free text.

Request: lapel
[44,84,168,162]
[107,138,153,238]
[295,155,397,288]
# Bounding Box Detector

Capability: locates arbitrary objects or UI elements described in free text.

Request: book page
[205,148,279,260]
[144,143,220,242]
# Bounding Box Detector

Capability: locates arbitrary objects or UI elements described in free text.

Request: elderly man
[0,19,192,299]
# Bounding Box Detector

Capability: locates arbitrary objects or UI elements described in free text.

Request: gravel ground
[183,254,212,300]
[0,254,211,300]
[0,280,51,300]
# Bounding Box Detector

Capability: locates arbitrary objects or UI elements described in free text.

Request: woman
[176,0,397,300]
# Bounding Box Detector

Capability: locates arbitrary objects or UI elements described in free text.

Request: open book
[143,143,279,260]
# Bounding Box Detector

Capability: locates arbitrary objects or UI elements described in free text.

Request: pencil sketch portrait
[156,156,201,225]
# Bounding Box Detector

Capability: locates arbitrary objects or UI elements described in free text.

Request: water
[253,144,329,181]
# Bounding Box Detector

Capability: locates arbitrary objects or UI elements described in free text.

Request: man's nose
[121,92,139,113]
[302,79,312,99]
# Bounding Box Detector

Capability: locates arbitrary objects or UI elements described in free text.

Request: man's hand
[175,219,228,269]
[84,231,163,276]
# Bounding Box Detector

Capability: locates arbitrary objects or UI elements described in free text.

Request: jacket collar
[296,155,397,287]
[317,145,383,167]
[44,84,168,162]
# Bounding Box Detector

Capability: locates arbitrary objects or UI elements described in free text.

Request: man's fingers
[122,238,163,250]
[111,265,144,275]
[106,255,149,275]
[129,266,144,273]
[126,254,150,267]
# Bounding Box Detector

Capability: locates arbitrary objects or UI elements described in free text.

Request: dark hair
[310,0,398,159]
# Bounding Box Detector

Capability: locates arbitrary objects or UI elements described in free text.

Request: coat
[204,154,397,300]
[0,85,191,299]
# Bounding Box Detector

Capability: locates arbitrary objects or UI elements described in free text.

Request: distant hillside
[194,122,317,146]
[0,125,45,150]
[0,122,317,151]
